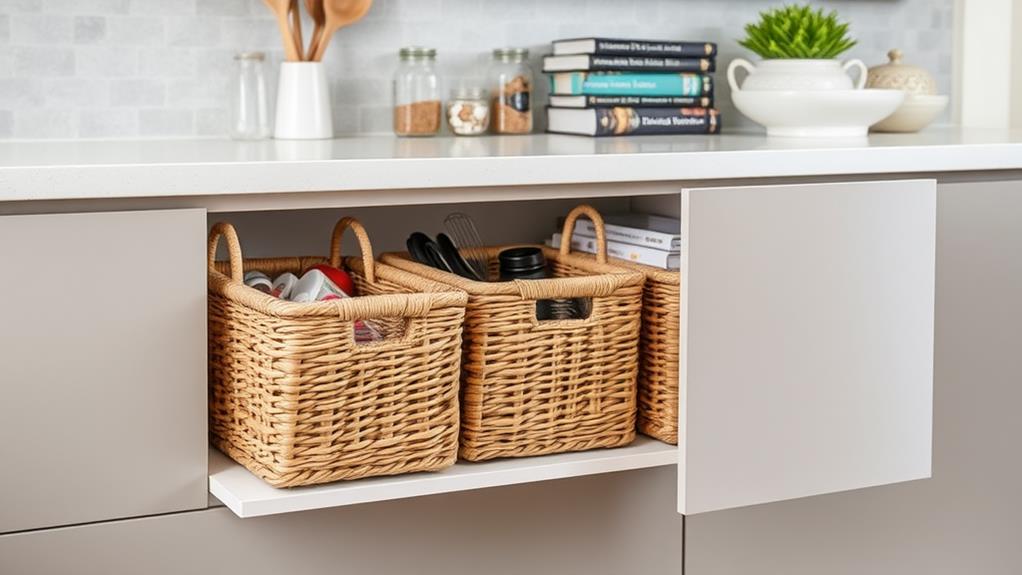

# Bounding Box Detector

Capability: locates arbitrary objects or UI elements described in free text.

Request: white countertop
[2,127,1021,202]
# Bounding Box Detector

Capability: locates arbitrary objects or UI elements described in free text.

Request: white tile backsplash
[10,12,72,44]
[12,45,74,76]
[109,77,164,106]
[73,15,106,44]
[138,107,192,136]
[0,0,954,139]
[77,107,135,136]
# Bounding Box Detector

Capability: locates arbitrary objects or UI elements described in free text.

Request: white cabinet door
[679,180,936,515]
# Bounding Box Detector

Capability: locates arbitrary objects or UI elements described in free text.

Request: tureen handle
[843,59,868,89]
[727,58,756,93]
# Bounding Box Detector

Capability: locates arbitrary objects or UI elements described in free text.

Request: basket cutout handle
[560,204,607,264]
[208,221,244,282]
[329,217,376,284]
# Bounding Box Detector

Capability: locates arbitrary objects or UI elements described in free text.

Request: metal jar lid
[399,46,437,59]
[492,47,529,61]
[234,51,266,61]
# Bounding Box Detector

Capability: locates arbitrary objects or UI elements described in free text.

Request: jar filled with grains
[488,48,533,134]
[446,87,490,136]
[393,47,442,137]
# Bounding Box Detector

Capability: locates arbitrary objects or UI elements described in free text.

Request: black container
[498,247,547,281]
[498,247,585,320]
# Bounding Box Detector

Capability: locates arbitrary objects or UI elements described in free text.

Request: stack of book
[543,37,720,137]
[546,212,681,270]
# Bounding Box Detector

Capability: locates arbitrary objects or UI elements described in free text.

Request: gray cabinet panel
[0,209,208,533]
[0,468,682,575]
[685,180,1022,574]
[680,180,936,514]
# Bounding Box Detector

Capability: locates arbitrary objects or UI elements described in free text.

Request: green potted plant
[728,4,866,93]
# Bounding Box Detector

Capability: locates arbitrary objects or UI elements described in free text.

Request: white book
[568,213,681,251]
[549,232,680,270]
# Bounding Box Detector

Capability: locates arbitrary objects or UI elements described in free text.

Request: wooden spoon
[289,0,304,61]
[262,0,301,62]
[304,0,326,62]
[310,0,373,62]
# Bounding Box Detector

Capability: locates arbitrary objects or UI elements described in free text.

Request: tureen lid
[866,49,937,95]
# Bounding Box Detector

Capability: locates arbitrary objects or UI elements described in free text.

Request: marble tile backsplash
[0,0,953,139]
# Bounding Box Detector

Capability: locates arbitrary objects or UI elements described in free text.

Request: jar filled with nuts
[488,48,533,134]
[446,87,490,136]
[393,47,442,137]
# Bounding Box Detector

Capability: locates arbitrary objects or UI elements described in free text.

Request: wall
[0,0,954,139]
[1013,0,1022,127]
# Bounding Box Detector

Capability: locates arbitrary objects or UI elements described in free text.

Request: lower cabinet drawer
[0,209,208,533]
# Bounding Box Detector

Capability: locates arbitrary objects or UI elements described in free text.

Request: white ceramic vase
[274,62,333,140]
[726,57,905,138]
[727,58,868,92]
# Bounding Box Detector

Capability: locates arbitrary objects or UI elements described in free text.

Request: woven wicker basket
[207,218,467,488]
[381,205,645,462]
[557,211,682,444]
[619,262,680,444]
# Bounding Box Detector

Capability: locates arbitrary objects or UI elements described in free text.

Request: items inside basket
[207,202,680,489]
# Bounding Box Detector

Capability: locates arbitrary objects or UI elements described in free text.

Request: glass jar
[489,48,533,134]
[393,47,442,137]
[229,52,271,140]
[446,87,490,136]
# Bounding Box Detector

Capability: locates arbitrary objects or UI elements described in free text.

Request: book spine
[553,73,713,97]
[552,233,679,269]
[585,107,720,136]
[574,222,681,251]
[584,95,713,108]
[592,39,717,58]
[585,56,715,73]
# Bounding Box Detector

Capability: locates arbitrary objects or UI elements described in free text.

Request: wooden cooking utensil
[289,0,304,61]
[310,0,373,62]
[263,0,301,62]
[304,0,326,62]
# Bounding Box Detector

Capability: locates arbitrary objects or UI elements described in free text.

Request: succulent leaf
[738,4,857,59]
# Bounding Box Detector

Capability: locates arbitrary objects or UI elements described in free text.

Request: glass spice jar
[229,52,271,140]
[393,47,442,137]
[489,48,533,134]
[446,87,490,136]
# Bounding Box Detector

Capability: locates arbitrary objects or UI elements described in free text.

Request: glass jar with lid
[446,87,490,136]
[488,48,533,134]
[393,47,442,137]
[229,52,271,140]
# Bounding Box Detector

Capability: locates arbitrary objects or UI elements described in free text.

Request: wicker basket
[207,218,467,488]
[620,261,680,444]
[557,211,682,444]
[381,205,645,462]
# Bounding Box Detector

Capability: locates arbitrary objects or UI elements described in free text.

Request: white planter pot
[727,58,867,92]
[274,62,333,140]
[726,58,903,138]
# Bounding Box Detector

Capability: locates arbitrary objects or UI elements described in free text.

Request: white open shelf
[209,437,677,518]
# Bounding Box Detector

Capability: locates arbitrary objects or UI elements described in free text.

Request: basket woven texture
[588,257,679,444]
[208,218,467,488]
[382,205,645,462]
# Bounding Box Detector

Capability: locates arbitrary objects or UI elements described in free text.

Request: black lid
[498,246,546,272]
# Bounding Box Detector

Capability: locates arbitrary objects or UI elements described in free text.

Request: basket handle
[560,204,607,264]
[329,217,376,284]
[208,222,244,282]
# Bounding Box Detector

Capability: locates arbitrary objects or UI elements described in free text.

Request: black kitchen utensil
[436,233,482,281]
[406,232,454,273]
